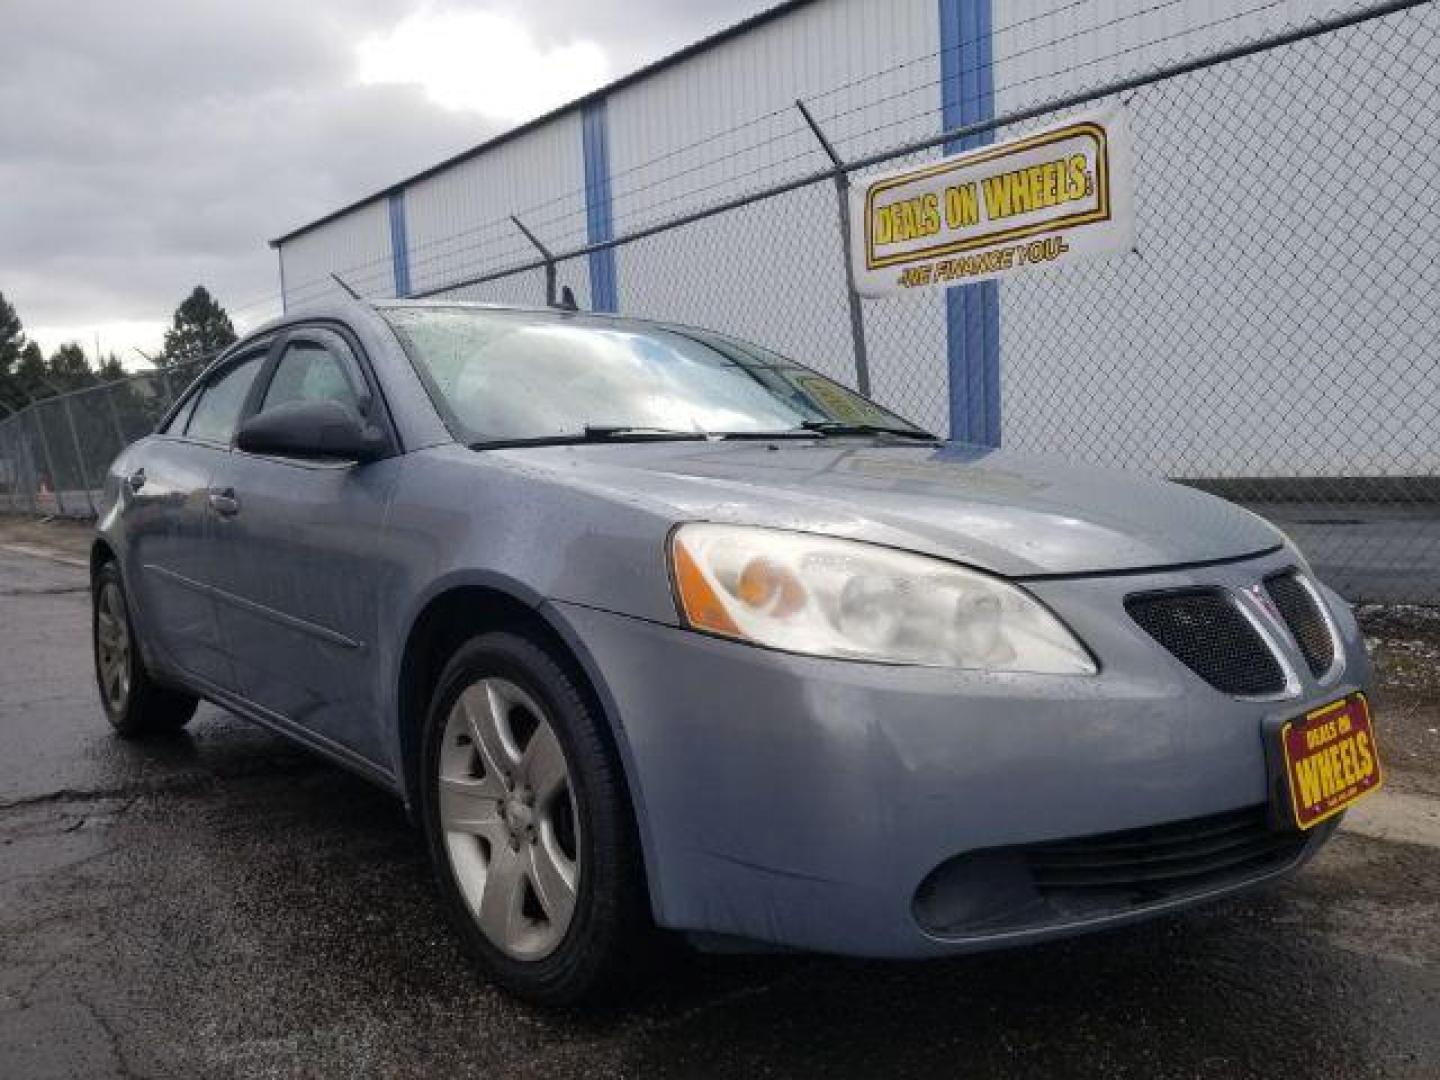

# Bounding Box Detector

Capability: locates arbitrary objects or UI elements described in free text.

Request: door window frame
[157,340,276,447]
[256,334,364,418]
[233,321,401,464]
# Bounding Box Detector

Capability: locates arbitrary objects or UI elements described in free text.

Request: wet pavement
[1253,501,1440,606]
[1,541,1438,1079]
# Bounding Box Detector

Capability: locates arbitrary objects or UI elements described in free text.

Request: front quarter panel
[373,444,684,791]
[383,444,683,628]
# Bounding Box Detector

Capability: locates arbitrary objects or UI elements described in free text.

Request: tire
[92,560,198,737]
[419,631,652,1005]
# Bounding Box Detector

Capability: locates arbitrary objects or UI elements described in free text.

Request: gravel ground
[1,515,1437,1079]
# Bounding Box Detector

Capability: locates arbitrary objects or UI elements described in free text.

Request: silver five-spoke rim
[438,677,580,961]
[96,582,131,712]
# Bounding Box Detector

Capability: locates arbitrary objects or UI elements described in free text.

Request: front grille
[1266,571,1336,678]
[1126,589,1286,695]
[1025,804,1306,909]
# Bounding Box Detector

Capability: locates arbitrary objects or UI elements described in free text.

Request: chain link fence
[3,0,1436,604]
[0,359,206,518]
[428,0,1440,604]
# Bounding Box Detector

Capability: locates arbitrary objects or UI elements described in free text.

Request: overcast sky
[2,0,773,365]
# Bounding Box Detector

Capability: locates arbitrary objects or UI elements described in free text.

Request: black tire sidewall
[419,631,641,1004]
[92,561,196,736]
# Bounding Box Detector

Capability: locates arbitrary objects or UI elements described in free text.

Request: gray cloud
[1,0,771,352]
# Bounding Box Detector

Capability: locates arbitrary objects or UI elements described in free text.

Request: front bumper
[552,548,1367,958]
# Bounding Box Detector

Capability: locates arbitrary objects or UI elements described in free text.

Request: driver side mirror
[236,399,388,462]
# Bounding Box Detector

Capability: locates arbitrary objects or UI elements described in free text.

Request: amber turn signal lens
[736,557,805,616]
[672,537,742,637]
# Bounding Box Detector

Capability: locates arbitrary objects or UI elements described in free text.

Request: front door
[205,327,402,764]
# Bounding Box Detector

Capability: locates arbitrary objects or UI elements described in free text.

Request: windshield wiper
[799,420,939,440]
[710,429,824,440]
[469,426,707,450]
[581,425,707,440]
[469,421,938,450]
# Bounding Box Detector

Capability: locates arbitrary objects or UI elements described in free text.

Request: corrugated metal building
[270,0,1435,479]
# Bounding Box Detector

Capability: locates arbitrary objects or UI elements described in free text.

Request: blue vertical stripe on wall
[582,99,619,313]
[940,0,1001,446]
[388,191,412,298]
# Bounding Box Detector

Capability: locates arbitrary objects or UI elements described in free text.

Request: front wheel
[420,632,652,1005]
[93,561,198,737]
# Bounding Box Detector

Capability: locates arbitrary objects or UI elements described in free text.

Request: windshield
[381,306,928,445]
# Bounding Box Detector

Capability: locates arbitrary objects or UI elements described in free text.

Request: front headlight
[669,524,1096,673]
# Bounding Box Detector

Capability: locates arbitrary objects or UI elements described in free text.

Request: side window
[185,355,265,445]
[160,390,199,436]
[259,340,361,414]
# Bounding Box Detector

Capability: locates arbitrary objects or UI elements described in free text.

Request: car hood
[501,440,1283,578]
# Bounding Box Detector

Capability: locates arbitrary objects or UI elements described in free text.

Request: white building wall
[278,199,393,309]
[991,0,1437,477]
[271,0,1434,476]
[603,0,947,427]
[993,0,1353,111]
[404,114,592,307]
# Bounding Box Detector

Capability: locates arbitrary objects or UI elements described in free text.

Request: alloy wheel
[438,677,581,961]
[95,581,131,713]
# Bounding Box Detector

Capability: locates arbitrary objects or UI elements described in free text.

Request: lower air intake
[1024,804,1306,909]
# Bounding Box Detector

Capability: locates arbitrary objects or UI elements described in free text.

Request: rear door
[119,347,270,691]
[204,325,403,764]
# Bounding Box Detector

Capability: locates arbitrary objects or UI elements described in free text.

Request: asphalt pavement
[1250,501,1440,605]
[1,540,1438,1079]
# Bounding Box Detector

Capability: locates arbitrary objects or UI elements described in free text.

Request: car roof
[231,299,777,377]
[370,301,797,356]
[369,298,696,334]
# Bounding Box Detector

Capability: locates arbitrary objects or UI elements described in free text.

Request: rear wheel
[420,631,652,1004]
[92,561,198,737]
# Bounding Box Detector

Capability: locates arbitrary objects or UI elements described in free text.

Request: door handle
[126,468,146,493]
[208,488,240,517]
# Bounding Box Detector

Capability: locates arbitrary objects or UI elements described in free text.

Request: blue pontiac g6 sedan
[92,301,1381,1003]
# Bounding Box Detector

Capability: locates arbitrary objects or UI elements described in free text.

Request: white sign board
[850,103,1134,297]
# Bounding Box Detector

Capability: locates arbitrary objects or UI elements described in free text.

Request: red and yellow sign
[1280,694,1382,829]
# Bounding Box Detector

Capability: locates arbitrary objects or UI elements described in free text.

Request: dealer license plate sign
[1280,694,1382,829]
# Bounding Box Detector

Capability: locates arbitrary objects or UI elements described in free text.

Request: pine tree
[160,286,237,366]
[14,341,47,401]
[0,292,35,409]
[0,292,21,374]
[97,352,125,380]
[47,343,95,390]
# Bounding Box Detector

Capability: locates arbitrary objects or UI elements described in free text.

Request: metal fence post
[105,388,128,451]
[0,420,16,513]
[59,394,98,518]
[795,98,871,397]
[20,417,39,514]
[5,422,19,514]
[509,215,561,309]
[29,404,65,516]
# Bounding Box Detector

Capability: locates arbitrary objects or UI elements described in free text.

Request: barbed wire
[276,0,1353,308]
[5,0,1435,611]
